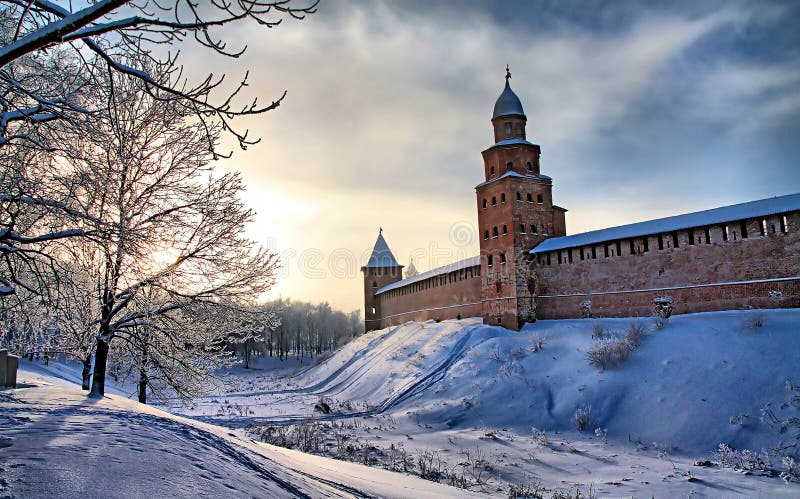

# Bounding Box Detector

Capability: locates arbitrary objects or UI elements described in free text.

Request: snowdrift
[292,309,800,456]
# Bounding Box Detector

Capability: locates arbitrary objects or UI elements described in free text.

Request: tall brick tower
[361,229,403,332]
[476,67,566,329]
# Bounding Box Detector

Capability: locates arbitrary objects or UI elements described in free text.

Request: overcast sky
[195,0,800,313]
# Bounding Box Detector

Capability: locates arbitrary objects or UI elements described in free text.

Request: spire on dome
[365,229,401,268]
[492,66,525,119]
[405,257,419,277]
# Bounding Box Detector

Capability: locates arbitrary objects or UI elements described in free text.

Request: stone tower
[361,229,403,332]
[475,67,566,329]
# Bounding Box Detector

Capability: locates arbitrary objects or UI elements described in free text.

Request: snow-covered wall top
[475,170,551,189]
[375,256,480,296]
[532,192,800,254]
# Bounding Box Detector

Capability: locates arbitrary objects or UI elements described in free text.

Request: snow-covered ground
[3,309,799,497]
[0,368,481,498]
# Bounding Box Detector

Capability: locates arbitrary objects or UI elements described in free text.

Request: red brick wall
[375,268,481,328]
[534,212,800,319]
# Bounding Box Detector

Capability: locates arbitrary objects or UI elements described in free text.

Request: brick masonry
[363,77,800,331]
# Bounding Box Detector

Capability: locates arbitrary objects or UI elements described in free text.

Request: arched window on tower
[516,192,522,201]
[531,224,537,234]
[492,226,498,238]
[527,161,533,173]
[501,193,506,203]
[506,161,513,171]
[492,196,497,206]
[372,281,377,288]
[526,193,532,203]
[505,122,512,134]
[519,224,526,234]
[490,166,495,178]
[484,229,489,240]
[502,224,507,235]
[500,253,507,264]
[487,255,494,267]
[537,194,543,204]
[515,123,523,134]
[482,199,487,209]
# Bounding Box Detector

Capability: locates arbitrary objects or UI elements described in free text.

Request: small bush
[530,335,545,353]
[625,321,647,348]
[729,414,748,427]
[507,479,545,498]
[531,427,549,447]
[573,404,594,432]
[653,296,673,318]
[713,443,770,472]
[586,336,633,370]
[580,300,592,319]
[652,315,669,331]
[781,456,799,483]
[591,321,606,339]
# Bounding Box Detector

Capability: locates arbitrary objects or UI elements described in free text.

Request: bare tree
[0,0,317,152]
[53,66,278,397]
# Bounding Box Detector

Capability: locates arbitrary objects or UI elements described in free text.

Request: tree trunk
[90,336,109,397]
[81,354,92,390]
[138,369,147,404]
[138,335,149,404]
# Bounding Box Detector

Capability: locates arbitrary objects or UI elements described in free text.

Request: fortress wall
[376,267,482,328]
[534,211,800,319]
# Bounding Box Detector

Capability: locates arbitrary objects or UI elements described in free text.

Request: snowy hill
[171,309,799,496]
[188,310,799,455]
[4,309,799,497]
[0,368,481,498]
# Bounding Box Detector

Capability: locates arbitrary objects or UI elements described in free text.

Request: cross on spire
[505,64,511,81]
[379,226,383,235]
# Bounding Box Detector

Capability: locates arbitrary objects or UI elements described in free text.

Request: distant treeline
[231,299,363,364]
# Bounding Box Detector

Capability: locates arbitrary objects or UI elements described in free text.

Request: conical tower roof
[365,229,401,268]
[492,66,525,119]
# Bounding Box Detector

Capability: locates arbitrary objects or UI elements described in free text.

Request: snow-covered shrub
[500,360,524,379]
[509,347,528,361]
[761,380,800,436]
[781,456,799,483]
[551,484,596,499]
[652,314,669,331]
[594,427,607,443]
[506,478,545,498]
[625,321,647,348]
[531,427,550,447]
[591,321,606,339]
[460,447,494,486]
[653,296,673,318]
[580,300,592,319]
[573,404,594,432]
[586,336,633,370]
[729,414,749,427]
[530,335,545,353]
[713,443,771,472]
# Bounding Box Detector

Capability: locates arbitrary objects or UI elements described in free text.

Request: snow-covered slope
[8,310,798,497]
[0,368,482,498]
[195,310,799,457]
